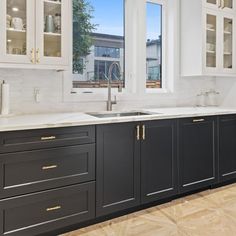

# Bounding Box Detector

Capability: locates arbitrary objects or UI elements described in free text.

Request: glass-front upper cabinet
[0,0,34,63]
[206,0,219,9]
[205,12,218,71]
[222,0,234,11]
[0,0,69,68]
[205,0,235,12]
[35,0,68,66]
[205,8,236,74]
[223,15,234,71]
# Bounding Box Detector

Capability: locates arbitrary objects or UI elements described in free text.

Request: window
[146,2,162,89]
[66,0,168,97]
[95,46,120,58]
[72,0,125,88]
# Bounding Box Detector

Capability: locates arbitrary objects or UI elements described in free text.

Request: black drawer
[0,126,95,154]
[0,144,95,199]
[0,182,95,236]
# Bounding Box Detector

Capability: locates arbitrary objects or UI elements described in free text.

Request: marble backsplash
[0,68,220,115]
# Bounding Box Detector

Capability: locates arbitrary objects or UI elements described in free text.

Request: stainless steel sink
[87,111,158,118]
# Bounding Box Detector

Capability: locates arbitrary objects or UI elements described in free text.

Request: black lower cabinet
[96,123,140,217]
[3,114,236,236]
[219,115,236,182]
[178,117,217,193]
[0,182,95,236]
[141,120,178,204]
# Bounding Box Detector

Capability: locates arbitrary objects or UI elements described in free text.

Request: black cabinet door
[96,123,140,217]
[178,117,217,193]
[141,120,177,204]
[219,115,236,182]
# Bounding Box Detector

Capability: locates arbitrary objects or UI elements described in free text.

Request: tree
[73,0,97,74]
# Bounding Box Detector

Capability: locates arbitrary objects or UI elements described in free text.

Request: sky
[88,0,161,40]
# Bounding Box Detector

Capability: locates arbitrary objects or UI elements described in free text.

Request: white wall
[215,77,236,108]
[0,68,216,114]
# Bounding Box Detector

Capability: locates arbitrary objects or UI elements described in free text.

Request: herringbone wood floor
[63,183,236,236]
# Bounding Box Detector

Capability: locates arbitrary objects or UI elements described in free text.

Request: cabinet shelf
[44,0,61,5]
[44,32,61,37]
[224,52,232,55]
[207,28,216,32]
[7,28,26,33]
[224,31,232,35]
[207,50,216,54]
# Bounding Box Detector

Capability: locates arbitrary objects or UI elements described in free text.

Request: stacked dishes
[6,14,11,28]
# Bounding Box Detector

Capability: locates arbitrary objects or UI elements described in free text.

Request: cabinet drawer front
[0,126,95,153]
[0,183,95,236]
[0,145,95,199]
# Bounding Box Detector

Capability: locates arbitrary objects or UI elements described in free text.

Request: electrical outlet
[34,88,41,103]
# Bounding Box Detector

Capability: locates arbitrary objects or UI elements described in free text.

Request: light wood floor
[63,183,236,236]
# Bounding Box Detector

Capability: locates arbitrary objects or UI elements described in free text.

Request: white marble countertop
[0,107,236,132]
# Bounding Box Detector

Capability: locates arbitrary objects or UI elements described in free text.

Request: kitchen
[1,0,236,235]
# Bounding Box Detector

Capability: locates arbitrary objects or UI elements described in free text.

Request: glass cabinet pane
[223,0,233,9]
[223,17,233,69]
[44,0,62,57]
[6,0,27,55]
[207,0,217,5]
[206,14,217,68]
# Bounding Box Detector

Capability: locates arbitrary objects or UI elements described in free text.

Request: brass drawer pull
[42,165,58,170]
[36,48,40,63]
[30,48,35,63]
[193,119,205,123]
[46,205,61,212]
[142,125,146,140]
[41,136,56,141]
[136,125,140,141]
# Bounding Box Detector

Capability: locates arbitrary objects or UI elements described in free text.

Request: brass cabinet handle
[136,125,140,141]
[193,119,205,123]
[46,205,61,212]
[36,48,40,63]
[30,48,35,63]
[42,165,58,170]
[41,136,56,141]
[142,125,146,140]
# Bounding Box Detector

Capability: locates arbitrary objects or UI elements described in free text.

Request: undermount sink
[87,111,158,118]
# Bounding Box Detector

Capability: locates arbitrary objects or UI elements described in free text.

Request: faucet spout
[106,62,121,111]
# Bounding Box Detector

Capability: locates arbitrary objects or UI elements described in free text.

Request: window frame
[63,0,171,102]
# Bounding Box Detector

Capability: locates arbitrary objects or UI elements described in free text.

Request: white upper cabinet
[0,0,69,70]
[205,0,235,12]
[181,0,236,77]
